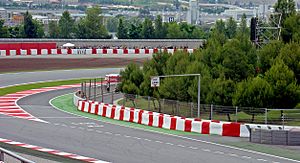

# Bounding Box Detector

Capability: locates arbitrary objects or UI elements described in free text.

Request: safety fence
[0,48,195,56]
[0,147,34,163]
[121,94,300,126]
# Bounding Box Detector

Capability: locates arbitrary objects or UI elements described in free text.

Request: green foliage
[142,18,154,39]
[265,59,300,108]
[282,13,300,42]
[117,18,128,39]
[225,17,237,39]
[106,17,119,32]
[23,11,38,38]
[258,41,283,73]
[75,6,110,39]
[274,0,296,21]
[120,63,144,94]
[0,20,9,38]
[58,11,74,38]
[48,21,59,38]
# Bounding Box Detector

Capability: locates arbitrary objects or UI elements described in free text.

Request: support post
[235,106,238,122]
[198,75,201,118]
[265,108,268,124]
[210,104,213,120]
[101,78,104,103]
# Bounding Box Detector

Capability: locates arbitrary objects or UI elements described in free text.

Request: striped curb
[0,48,196,56]
[0,138,109,163]
[0,84,81,122]
[77,101,249,137]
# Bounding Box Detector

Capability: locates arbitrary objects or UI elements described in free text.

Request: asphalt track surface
[0,68,123,88]
[0,69,299,163]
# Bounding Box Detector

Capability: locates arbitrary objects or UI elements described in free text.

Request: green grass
[119,98,300,126]
[52,93,300,161]
[0,78,95,96]
[51,93,200,136]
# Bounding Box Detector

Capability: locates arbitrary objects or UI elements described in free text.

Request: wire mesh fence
[121,93,300,126]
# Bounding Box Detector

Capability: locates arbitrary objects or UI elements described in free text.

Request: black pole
[101,78,104,103]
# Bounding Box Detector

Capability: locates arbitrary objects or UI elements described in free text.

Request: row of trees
[119,3,300,120]
[0,6,110,39]
[116,15,206,39]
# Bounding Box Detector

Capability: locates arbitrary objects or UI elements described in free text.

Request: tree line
[116,15,206,39]
[0,6,110,39]
[119,0,300,121]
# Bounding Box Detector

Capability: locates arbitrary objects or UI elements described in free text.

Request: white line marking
[165,142,174,146]
[202,148,211,152]
[70,126,76,129]
[144,139,151,142]
[188,146,198,150]
[114,134,121,136]
[242,156,251,159]
[133,137,141,140]
[214,151,224,154]
[104,132,112,135]
[229,153,238,157]
[155,140,163,144]
[53,123,60,126]
[257,158,268,162]
[49,94,300,163]
[61,124,67,127]
[177,144,185,148]
[124,135,131,138]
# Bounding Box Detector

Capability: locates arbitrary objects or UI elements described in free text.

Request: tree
[117,18,128,39]
[274,0,296,21]
[154,15,165,38]
[0,19,9,38]
[106,17,118,32]
[142,18,154,39]
[128,23,142,39]
[75,6,110,39]
[166,22,184,39]
[278,42,300,83]
[226,17,237,39]
[59,11,74,38]
[233,77,274,122]
[237,14,249,39]
[48,21,59,38]
[282,13,300,42]
[258,41,283,73]
[33,20,44,38]
[265,59,300,109]
[206,77,236,121]
[23,11,38,38]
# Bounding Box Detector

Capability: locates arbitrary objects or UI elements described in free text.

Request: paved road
[0,68,123,88]
[0,88,295,163]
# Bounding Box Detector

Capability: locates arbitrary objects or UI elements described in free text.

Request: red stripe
[103,49,107,54]
[92,48,97,54]
[154,48,158,53]
[110,106,116,119]
[124,49,128,54]
[184,120,192,132]
[129,108,135,122]
[95,104,99,115]
[88,102,92,113]
[222,123,241,137]
[158,114,164,128]
[80,101,85,111]
[138,110,144,124]
[113,49,117,54]
[145,49,149,54]
[148,112,153,126]
[201,122,210,134]
[102,106,107,117]
[57,49,62,54]
[135,49,139,54]
[119,108,124,120]
[67,48,72,54]
[47,49,51,55]
[170,117,177,130]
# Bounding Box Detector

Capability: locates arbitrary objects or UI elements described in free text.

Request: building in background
[187,0,199,25]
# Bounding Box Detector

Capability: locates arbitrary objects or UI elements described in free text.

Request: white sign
[151,77,160,87]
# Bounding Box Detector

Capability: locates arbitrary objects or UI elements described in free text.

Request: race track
[0,69,299,163]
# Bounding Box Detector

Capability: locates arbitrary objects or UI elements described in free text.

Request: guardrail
[0,147,35,163]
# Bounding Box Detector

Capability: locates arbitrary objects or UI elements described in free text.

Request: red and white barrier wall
[77,100,250,137]
[0,48,196,56]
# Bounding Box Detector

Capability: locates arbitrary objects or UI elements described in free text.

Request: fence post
[190,102,193,118]
[84,81,87,99]
[111,91,114,104]
[265,108,268,124]
[148,96,150,111]
[0,151,4,161]
[101,78,104,103]
[235,106,238,122]
[94,79,96,101]
[123,94,125,106]
[210,104,213,120]
[81,82,83,93]
[88,79,91,100]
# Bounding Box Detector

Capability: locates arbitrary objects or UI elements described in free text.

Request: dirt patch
[0,58,147,73]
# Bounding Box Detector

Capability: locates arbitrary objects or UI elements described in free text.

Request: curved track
[0,69,299,163]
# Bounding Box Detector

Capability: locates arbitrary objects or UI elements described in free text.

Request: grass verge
[0,78,95,96]
[52,93,300,161]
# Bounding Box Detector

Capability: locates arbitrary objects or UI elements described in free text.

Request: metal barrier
[0,147,35,163]
[250,128,300,145]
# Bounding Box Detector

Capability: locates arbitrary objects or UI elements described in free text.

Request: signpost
[151,76,160,87]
